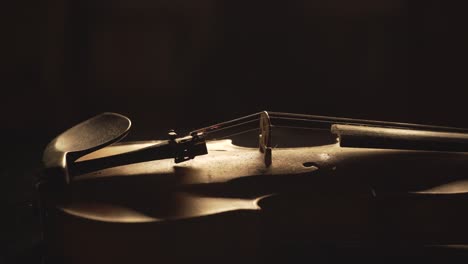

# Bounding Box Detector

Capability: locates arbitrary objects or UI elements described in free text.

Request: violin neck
[332,124,468,152]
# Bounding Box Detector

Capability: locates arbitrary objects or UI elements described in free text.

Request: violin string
[270,117,335,127]
[205,128,260,141]
[272,125,330,132]
[191,112,261,134]
[192,111,468,138]
[193,112,339,136]
[205,126,329,142]
[199,118,259,136]
[269,112,468,132]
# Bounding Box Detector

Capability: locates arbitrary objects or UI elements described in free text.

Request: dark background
[2,0,468,262]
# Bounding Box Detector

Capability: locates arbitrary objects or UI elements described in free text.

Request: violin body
[38,112,468,263]
[39,138,468,263]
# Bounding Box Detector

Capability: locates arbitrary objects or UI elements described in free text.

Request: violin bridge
[259,111,272,167]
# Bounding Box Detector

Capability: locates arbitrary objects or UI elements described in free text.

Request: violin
[38,111,468,264]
